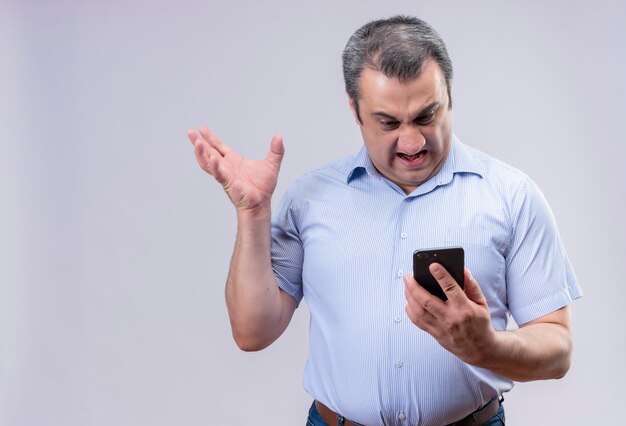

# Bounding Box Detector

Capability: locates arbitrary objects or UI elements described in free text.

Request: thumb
[463,268,488,308]
[265,134,285,169]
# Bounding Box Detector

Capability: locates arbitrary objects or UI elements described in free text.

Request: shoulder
[453,141,549,229]
[282,151,361,200]
[460,142,530,185]
[459,142,533,201]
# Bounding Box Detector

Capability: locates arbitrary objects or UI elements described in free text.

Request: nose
[397,124,426,154]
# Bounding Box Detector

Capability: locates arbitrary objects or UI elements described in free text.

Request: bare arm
[484,307,571,381]
[187,127,297,351]
[404,265,572,381]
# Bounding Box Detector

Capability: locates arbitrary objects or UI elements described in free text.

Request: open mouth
[398,151,426,162]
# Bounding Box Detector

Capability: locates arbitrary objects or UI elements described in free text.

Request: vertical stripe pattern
[271,136,581,426]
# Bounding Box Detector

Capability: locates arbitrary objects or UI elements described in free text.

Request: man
[187,16,581,426]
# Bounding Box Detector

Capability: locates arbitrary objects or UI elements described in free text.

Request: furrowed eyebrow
[416,102,439,117]
[371,111,399,121]
[371,102,439,122]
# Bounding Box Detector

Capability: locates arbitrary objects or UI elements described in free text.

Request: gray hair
[342,16,454,122]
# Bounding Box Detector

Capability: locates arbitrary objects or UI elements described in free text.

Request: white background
[1,0,624,424]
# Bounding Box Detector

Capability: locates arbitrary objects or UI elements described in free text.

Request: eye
[414,110,437,125]
[380,120,400,130]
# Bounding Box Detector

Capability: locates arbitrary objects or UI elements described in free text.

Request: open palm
[187,127,285,211]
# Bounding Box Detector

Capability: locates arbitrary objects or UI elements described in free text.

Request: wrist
[236,203,272,222]
[464,328,502,368]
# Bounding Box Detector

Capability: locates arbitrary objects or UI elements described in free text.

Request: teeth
[400,151,425,161]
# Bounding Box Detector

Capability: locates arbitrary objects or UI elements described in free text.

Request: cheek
[421,128,439,147]
[424,124,451,151]
[363,130,395,153]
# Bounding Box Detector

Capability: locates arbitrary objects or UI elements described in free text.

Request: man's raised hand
[187,127,285,212]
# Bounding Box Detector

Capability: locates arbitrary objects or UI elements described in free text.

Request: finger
[189,129,218,175]
[403,275,440,326]
[429,263,466,304]
[194,140,223,177]
[199,127,232,155]
[463,268,488,308]
[265,134,285,169]
[404,274,437,303]
[188,129,210,151]
[187,129,199,145]
[188,129,214,152]
[193,140,213,171]
[405,301,436,333]
[405,274,449,320]
[404,296,440,334]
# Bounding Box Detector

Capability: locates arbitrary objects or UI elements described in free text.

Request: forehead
[358,60,447,115]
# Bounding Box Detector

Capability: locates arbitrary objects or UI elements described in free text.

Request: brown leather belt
[315,401,362,426]
[447,397,502,426]
[315,397,502,426]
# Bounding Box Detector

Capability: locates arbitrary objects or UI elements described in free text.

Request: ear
[346,93,361,125]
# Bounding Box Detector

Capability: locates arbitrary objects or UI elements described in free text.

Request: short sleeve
[505,178,582,324]
[271,183,305,305]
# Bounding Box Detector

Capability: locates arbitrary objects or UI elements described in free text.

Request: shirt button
[397,269,403,277]
[398,412,406,421]
[395,361,403,368]
[394,315,402,323]
[401,232,408,239]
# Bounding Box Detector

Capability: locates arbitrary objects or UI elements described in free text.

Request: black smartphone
[413,246,464,301]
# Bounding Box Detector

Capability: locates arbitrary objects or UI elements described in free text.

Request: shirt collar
[345,145,379,183]
[344,134,484,188]
[433,134,484,186]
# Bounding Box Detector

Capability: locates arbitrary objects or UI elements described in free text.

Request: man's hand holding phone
[404,250,496,366]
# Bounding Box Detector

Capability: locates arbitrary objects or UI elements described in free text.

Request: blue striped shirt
[271,136,581,425]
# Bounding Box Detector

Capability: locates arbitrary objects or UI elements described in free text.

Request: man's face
[350,60,453,194]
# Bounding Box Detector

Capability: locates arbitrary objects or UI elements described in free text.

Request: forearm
[405,268,574,382]
[226,206,294,351]
[474,310,572,382]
